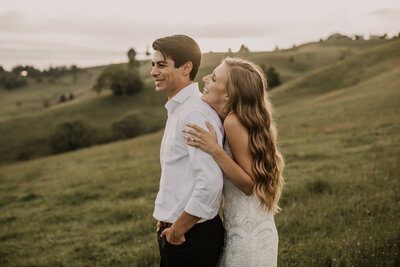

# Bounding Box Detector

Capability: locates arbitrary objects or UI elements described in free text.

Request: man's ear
[182,61,193,77]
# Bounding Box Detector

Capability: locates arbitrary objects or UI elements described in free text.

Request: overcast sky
[1,0,399,70]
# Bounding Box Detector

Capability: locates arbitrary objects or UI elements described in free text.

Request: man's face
[151,51,183,98]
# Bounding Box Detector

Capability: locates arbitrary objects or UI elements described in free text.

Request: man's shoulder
[182,92,203,108]
[182,95,220,121]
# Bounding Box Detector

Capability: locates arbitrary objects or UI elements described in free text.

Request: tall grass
[0,39,399,266]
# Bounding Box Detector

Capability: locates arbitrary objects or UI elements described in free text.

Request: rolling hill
[0,38,399,266]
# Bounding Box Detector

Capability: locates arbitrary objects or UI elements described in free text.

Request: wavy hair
[223,57,284,214]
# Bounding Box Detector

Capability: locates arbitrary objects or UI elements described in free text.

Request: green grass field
[0,39,399,266]
[0,67,103,120]
[0,64,167,164]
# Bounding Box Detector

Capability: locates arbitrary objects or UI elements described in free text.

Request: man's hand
[156,221,162,232]
[161,227,186,245]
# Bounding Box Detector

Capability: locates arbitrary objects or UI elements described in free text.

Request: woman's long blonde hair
[223,57,284,214]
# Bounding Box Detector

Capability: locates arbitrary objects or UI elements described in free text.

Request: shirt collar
[165,82,199,111]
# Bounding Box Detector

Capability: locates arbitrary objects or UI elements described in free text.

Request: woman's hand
[182,121,220,155]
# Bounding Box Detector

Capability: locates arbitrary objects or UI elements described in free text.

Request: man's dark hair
[152,35,202,81]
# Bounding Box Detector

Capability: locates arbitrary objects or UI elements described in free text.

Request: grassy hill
[0,67,102,120]
[196,38,392,88]
[0,85,167,163]
[0,39,399,266]
[0,64,167,164]
[272,41,400,106]
[0,39,393,165]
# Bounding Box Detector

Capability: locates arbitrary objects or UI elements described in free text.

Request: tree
[70,65,79,72]
[263,66,281,90]
[11,65,41,79]
[127,48,138,66]
[43,65,69,80]
[59,94,67,103]
[112,113,148,139]
[354,35,364,41]
[0,72,28,89]
[145,45,151,58]
[380,33,387,40]
[92,64,143,96]
[48,119,96,153]
[238,44,249,53]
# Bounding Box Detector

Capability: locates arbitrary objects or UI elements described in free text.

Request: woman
[182,57,285,266]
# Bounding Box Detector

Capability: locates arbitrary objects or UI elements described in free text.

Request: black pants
[157,216,225,267]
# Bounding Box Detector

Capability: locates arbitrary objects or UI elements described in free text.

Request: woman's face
[201,63,229,112]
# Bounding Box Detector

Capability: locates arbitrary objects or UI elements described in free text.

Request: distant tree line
[325,32,399,41]
[0,66,28,89]
[0,64,81,89]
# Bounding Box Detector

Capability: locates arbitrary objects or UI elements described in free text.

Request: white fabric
[219,141,279,267]
[153,82,224,223]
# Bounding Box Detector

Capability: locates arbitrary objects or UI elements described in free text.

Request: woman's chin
[201,96,219,112]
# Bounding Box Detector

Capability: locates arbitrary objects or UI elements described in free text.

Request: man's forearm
[171,211,200,235]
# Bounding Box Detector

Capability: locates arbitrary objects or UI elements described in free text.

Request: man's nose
[151,66,159,77]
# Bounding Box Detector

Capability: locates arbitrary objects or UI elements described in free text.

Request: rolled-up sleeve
[181,111,224,220]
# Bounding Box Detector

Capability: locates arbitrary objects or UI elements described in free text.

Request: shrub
[93,64,143,95]
[0,72,28,89]
[59,94,67,103]
[262,66,281,90]
[11,65,41,78]
[43,100,50,108]
[111,113,148,139]
[49,119,96,153]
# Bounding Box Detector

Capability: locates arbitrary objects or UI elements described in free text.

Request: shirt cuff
[184,197,216,220]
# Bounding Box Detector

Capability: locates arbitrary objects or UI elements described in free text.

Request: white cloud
[371,8,400,19]
[1,0,400,69]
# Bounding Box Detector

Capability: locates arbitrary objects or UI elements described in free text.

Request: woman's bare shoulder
[224,113,240,128]
[224,113,248,137]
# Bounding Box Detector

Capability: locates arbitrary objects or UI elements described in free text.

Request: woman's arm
[183,113,255,195]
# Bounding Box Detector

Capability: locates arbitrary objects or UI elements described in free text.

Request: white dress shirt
[153,82,224,223]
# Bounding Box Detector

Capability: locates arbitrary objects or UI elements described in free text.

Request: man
[151,35,225,267]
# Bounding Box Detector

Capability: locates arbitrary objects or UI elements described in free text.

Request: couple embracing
[152,35,284,267]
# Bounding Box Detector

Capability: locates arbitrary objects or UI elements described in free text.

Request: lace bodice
[218,141,278,267]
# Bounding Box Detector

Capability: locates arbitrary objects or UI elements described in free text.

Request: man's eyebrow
[153,60,168,65]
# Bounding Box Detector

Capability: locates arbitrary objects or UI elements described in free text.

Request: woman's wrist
[210,145,223,159]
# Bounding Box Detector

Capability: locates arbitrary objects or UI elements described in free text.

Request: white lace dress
[218,141,278,267]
